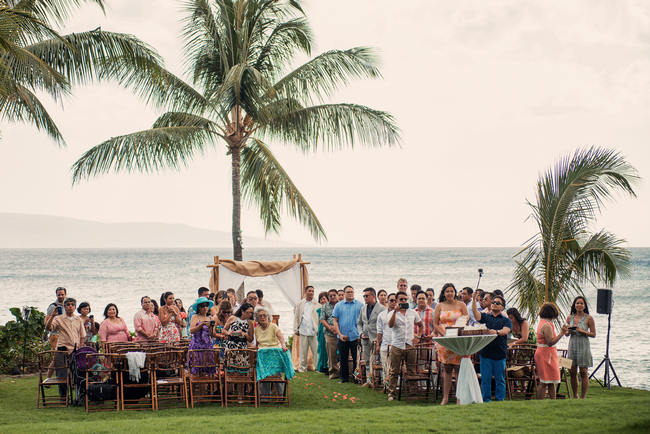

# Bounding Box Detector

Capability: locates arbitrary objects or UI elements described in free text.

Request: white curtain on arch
[217,262,301,308]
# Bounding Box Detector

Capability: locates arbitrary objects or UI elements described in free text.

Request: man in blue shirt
[332,285,363,383]
[471,292,512,402]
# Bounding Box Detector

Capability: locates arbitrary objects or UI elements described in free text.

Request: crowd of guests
[293,278,597,403]
[43,280,597,403]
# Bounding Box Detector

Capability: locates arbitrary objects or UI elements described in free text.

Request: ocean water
[1,247,648,390]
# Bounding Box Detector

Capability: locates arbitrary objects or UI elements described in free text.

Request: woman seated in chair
[507,307,536,346]
[255,307,288,352]
[188,297,217,375]
[224,302,254,350]
[255,307,293,398]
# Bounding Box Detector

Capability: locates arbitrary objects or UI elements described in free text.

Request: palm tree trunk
[231,145,243,261]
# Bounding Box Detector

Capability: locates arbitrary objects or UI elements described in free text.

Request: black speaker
[596,288,613,314]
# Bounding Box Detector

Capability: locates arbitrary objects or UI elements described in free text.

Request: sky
[1,0,648,248]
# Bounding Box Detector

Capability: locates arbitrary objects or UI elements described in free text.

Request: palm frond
[152,111,220,132]
[564,230,632,285]
[0,5,61,46]
[251,17,311,79]
[272,47,381,105]
[0,81,64,143]
[10,0,105,28]
[259,102,400,151]
[71,126,216,184]
[0,39,70,100]
[241,137,326,241]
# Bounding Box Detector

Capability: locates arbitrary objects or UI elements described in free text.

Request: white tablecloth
[433,335,496,405]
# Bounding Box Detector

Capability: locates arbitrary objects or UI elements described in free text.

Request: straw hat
[191,296,214,312]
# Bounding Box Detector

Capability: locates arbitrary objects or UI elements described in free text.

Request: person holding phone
[188,297,216,374]
[224,302,255,350]
[45,287,67,356]
[564,296,596,399]
[386,291,422,401]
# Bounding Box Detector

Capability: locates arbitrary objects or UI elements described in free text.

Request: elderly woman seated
[254,307,294,398]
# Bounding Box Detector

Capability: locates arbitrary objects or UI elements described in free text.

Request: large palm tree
[508,147,638,321]
[71,0,400,260]
[0,0,201,145]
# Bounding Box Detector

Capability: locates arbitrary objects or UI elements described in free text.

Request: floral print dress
[159,309,181,343]
[435,308,464,365]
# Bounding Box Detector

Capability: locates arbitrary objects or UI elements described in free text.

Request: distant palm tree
[0,0,199,145]
[71,0,400,260]
[508,147,638,320]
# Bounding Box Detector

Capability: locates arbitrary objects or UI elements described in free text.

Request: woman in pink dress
[433,283,468,405]
[159,292,182,343]
[534,303,568,399]
[99,303,130,343]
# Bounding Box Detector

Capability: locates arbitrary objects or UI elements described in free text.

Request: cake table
[433,334,496,405]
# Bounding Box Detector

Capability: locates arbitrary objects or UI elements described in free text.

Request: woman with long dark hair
[506,307,536,346]
[433,283,468,405]
[158,292,182,343]
[564,296,596,398]
[99,303,129,343]
[224,302,254,349]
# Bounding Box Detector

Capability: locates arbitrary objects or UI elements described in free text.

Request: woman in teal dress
[316,292,329,374]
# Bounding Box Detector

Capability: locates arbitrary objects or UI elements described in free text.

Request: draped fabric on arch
[208,259,306,307]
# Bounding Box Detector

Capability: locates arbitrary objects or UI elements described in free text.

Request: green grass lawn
[1,372,649,433]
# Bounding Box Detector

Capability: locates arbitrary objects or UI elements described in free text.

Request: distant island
[0,213,292,248]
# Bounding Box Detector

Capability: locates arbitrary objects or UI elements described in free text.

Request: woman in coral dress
[433,283,469,405]
[534,303,568,399]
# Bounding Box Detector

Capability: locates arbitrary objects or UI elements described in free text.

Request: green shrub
[0,307,47,374]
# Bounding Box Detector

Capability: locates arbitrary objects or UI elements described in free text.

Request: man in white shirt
[376,293,397,386]
[293,285,319,372]
[256,289,275,315]
[460,287,477,325]
[386,291,422,401]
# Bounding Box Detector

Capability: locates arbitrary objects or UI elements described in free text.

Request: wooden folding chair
[85,353,121,412]
[506,345,537,400]
[224,349,258,407]
[398,346,434,401]
[119,351,155,411]
[370,343,384,389]
[151,350,188,410]
[188,349,223,407]
[36,350,70,408]
[257,373,290,406]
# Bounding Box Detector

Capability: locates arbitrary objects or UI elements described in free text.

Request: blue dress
[316,307,329,373]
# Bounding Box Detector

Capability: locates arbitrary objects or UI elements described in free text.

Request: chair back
[188,349,220,375]
[507,346,536,368]
[224,349,257,380]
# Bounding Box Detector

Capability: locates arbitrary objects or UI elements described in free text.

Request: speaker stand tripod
[589,311,621,389]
